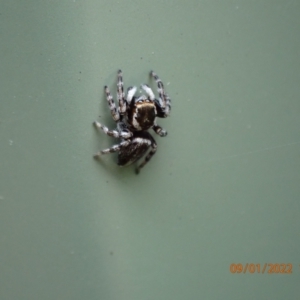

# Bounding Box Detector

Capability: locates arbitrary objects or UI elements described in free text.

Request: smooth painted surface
[1,1,300,299]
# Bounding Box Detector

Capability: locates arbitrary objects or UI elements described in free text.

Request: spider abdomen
[118,132,155,166]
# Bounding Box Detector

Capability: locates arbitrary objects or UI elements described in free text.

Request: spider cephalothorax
[93,70,171,173]
[128,97,157,131]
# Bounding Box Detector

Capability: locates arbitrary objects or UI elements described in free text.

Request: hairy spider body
[93,70,171,173]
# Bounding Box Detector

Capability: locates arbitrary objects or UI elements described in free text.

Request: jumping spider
[93,70,171,174]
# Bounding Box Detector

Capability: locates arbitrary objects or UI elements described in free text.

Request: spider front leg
[104,85,120,122]
[141,84,155,100]
[93,121,132,139]
[117,69,127,115]
[150,71,171,117]
[126,86,137,104]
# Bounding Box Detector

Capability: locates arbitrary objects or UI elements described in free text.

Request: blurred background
[1,1,300,299]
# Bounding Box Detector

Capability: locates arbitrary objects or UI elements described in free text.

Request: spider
[93,70,171,174]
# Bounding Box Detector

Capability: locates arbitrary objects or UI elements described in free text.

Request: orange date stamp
[230,263,293,274]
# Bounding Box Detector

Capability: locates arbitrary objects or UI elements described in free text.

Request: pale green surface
[1,1,300,299]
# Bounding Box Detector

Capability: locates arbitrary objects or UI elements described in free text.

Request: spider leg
[93,121,132,139]
[135,141,157,174]
[153,123,168,137]
[150,70,171,117]
[104,85,120,122]
[141,84,155,100]
[117,70,126,115]
[126,86,137,104]
[94,140,131,158]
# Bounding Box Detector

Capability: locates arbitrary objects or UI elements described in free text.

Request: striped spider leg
[93,78,132,159]
[150,70,171,118]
